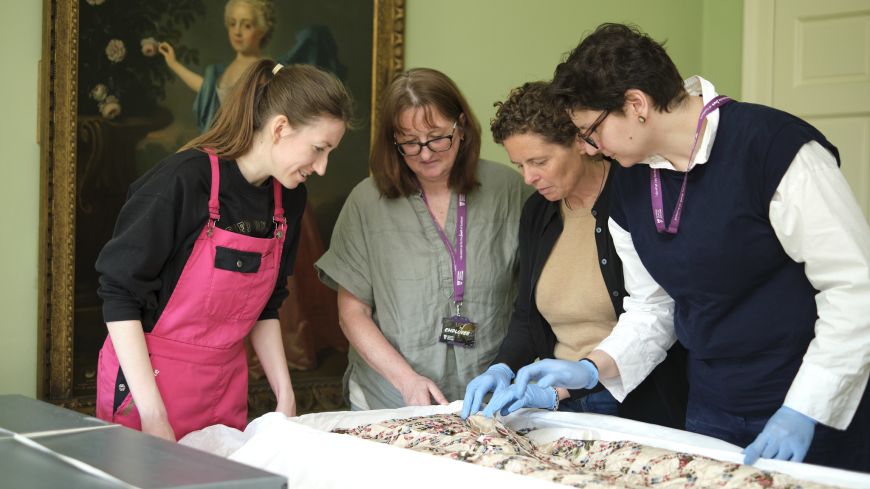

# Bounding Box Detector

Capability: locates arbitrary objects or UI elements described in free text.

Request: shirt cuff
[101,303,143,324]
[258,309,279,321]
[785,361,868,430]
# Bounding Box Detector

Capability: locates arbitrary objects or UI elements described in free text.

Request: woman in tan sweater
[461,81,686,428]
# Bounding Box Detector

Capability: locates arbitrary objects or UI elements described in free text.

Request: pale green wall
[701,0,744,100]
[0,0,41,396]
[407,0,742,162]
[0,1,742,397]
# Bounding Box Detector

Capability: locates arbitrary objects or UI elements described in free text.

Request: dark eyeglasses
[394,122,458,156]
[579,110,609,149]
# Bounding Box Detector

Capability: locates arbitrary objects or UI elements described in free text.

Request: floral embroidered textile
[333,414,833,488]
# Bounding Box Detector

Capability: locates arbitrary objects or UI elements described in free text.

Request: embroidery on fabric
[223,219,270,235]
[333,414,833,488]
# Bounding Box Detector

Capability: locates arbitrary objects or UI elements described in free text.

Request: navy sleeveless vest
[610,101,839,416]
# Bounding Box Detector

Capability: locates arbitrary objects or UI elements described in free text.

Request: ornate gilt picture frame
[37,0,405,411]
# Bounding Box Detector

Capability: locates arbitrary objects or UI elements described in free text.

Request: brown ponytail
[181,60,353,159]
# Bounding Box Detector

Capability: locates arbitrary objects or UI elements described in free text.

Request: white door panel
[744,0,870,222]
[773,4,870,113]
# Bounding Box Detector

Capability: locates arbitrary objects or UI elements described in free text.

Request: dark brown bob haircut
[370,68,481,198]
[491,81,579,147]
[551,23,687,114]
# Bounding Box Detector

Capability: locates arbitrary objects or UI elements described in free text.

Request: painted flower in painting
[78,0,205,119]
[105,39,126,63]
[140,38,159,57]
[99,95,122,120]
[89,83,108,102]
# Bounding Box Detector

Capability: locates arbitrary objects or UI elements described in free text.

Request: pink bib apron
[96,151,287,439]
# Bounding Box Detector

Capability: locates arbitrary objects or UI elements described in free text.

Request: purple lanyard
[650,95,732,234]
[420,191,467,307]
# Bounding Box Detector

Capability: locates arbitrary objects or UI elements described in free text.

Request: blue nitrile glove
[743,406,817,465]
[481,359,598,418]
[460,363,514,419]
[481,383,557,417]
[513,358,599,393]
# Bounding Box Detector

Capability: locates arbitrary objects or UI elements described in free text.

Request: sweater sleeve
[96,182,183,323]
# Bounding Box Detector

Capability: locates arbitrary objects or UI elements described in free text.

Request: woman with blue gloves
[490,24,870,471]
[461,82,687,429]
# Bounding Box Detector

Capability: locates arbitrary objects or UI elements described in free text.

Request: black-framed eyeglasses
[394,122,458,156]
[579,110,609,149]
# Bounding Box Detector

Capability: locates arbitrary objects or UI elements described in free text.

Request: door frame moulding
[742,0,775,105]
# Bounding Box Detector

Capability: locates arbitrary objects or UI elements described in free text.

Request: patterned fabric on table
[332,414,833,488]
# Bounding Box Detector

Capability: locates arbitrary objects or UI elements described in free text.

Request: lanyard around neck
[420,191,467,306]
[650,95,732,234]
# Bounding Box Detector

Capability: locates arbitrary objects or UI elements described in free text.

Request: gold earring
[638,116,646,123]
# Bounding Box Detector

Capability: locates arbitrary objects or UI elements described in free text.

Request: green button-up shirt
[315,160,529,408]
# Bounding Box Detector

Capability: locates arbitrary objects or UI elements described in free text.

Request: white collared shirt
[597,76,870,430]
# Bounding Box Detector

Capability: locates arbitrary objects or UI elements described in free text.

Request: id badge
[439,316,476,348]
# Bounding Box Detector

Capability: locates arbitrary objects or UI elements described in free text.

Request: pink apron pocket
[205,247,276,320]
[150,353,224,438]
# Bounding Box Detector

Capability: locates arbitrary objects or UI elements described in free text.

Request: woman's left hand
[514,358,599,392]
[743,406,816,464]
[482,383,557,417]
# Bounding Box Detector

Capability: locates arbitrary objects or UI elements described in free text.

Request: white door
[743,0,870,221]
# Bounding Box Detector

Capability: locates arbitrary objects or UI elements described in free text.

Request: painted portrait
[38,0,405,413]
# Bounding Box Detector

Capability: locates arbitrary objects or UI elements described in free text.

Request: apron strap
[272,178,285,222]
[272,178,286,238]
[204,149,221,222]
[204,149,285,239]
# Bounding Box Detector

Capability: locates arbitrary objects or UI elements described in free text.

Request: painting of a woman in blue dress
[159,0,346,133]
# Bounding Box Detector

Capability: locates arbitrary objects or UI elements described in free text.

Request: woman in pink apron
[94,61,352,441]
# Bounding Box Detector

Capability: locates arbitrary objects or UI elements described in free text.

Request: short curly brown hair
[491,81,578,147]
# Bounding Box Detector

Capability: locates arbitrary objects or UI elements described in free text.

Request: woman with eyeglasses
[315,68,528,409]
[460,82,687,429]
[495,24,870,471]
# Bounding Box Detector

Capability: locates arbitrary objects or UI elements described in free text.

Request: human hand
[158,42,176,64]
[141,412,176,442]
[485,359,596,417]
[514,358,599,393]
[743,406,816,465]
[398,373,449,406]
[460,363,514,419]
[481,383,557,417]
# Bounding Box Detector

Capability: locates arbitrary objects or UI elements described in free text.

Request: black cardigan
[492,164,688,429]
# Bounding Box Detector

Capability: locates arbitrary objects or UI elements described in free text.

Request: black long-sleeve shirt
[96,149,305,332]
[493,165,688,429]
